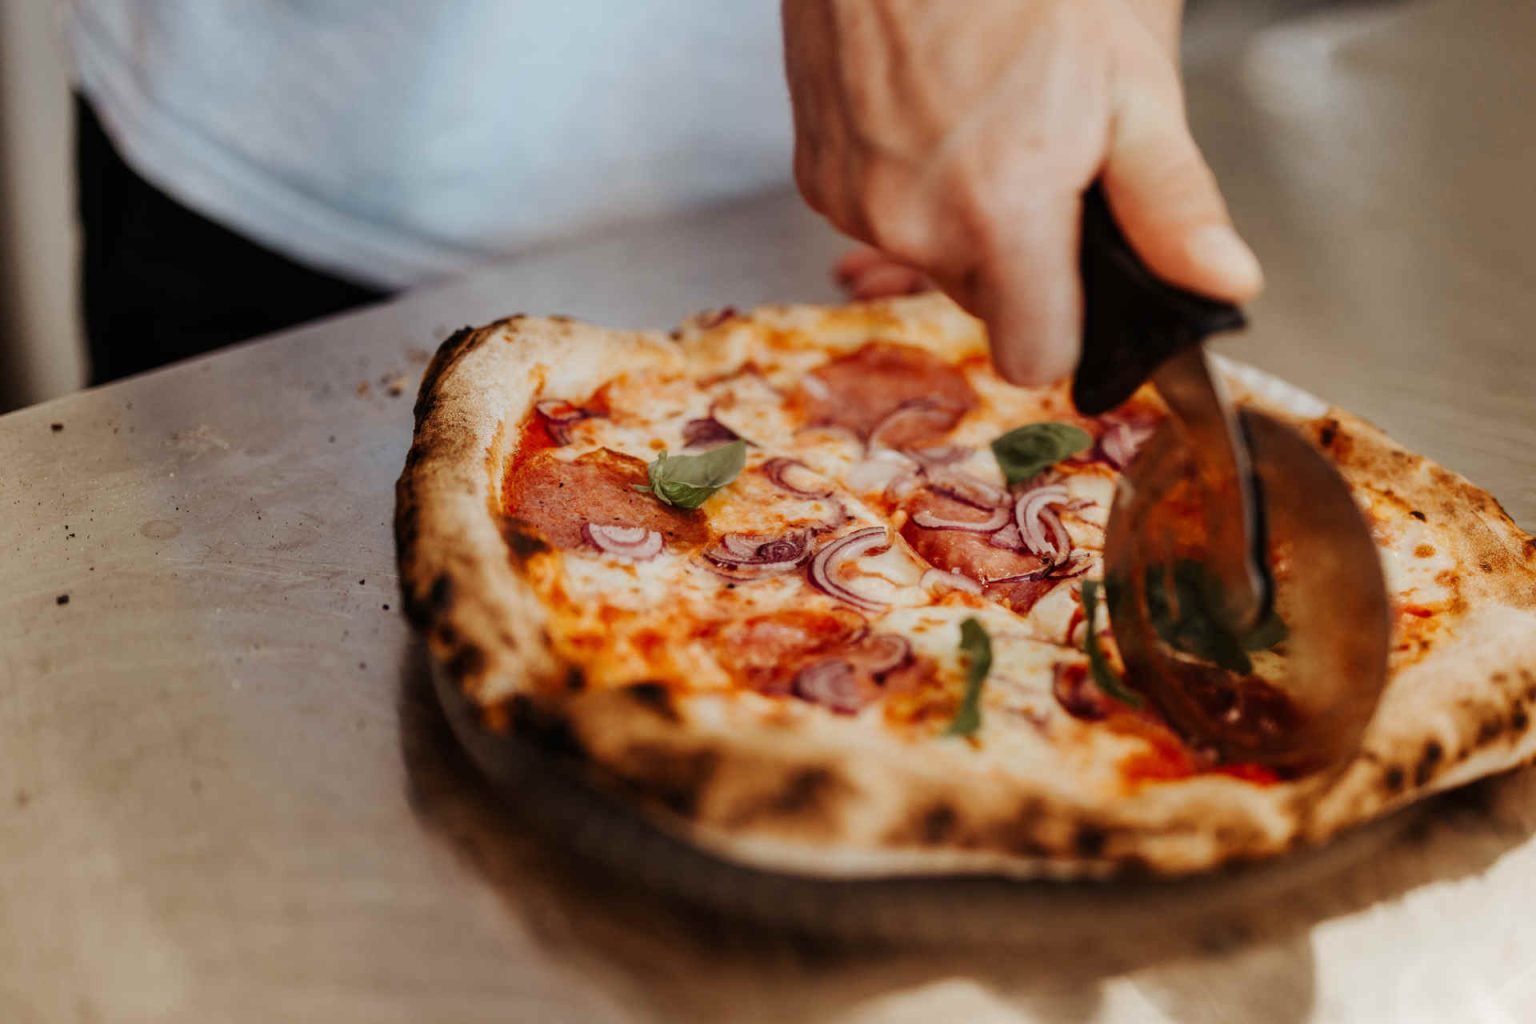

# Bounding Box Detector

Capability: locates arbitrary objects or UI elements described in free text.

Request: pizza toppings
[797,342,977,446]
[703,530,812,579]
[920,567,984,596]
[851,633,913,674]
[911,504,1011,533]
[944,617,993,737]
[1052,662,1113,721]
[682,416,743,449]
[991,422,1093,485]
[1013,484,1074,564]
[581,524,664,561]
[762,457,834,499]
[1081,579,1143,708]
[792,659,881,714]
[925,466,1009,510]
[846,449,920,496]
[1098,419,1156,470]
[535,399,602,446]
[637,440,748,510]
[809,526,896,612]
[867,399,963,451]
[504,448,706,551]
[901,490,1047,585]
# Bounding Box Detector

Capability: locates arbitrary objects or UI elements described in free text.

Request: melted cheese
[508,311,1462,786]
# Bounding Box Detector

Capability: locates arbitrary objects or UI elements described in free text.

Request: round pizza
[396,294,1536,878]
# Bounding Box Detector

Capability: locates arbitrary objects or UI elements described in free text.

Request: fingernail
[1185,225,1264,295]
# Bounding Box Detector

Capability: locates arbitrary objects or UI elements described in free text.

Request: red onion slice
[852,633,912,675]
[846,450,918,495]
[582,523,664,561]
[1100,421,1156,470]
[682,417,742,449]
[906,444,972,466]
[1014,485,1072,564]
[988,523,1025,551]
[536,399,599,446]
[927,467,1009,510]
[704,531,810,579]
[762,457,833,499]
[792,659,875,714]
[1046,552,1093,579]
[867,398,960,450]
[920,567,984,596]
[1053,663,1110,721]
[808,526,893,612]
[911,506,1011,533]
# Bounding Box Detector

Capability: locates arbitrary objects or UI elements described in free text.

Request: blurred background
[0,0,82,411]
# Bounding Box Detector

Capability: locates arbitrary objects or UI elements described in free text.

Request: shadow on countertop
[395,643,1535,1024]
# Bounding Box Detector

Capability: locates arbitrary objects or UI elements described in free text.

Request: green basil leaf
[1144,559,1287,670]
[990,422,1093,485]
[944,617,993,737]
[1241,609,1289,652]
[1081,579,1144,708]
[638,440,747,510]
[1169,560,1252,674]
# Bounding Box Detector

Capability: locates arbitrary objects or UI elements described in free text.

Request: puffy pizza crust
[396,295,1536,878]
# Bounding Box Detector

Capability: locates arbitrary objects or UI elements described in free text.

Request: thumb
[1102,60,1264,303]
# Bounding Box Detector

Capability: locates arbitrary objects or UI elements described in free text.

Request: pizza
[395,294,1536,878]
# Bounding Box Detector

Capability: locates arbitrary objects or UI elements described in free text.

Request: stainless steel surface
[1148,346,1268,630]
[5,1,1536,1020]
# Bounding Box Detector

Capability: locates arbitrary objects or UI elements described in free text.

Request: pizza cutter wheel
[1074,185,1390,773]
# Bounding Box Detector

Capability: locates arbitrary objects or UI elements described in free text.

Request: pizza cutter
[1073,184,1390,773]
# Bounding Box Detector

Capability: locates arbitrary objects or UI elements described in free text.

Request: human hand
[784,0,1263,385]
[833,246,930,300]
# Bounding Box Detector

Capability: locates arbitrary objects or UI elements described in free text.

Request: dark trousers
[76,97,391,385]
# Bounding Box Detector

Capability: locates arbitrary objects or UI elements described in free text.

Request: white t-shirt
[68,1,794,290]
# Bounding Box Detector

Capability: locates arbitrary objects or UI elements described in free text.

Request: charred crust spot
[499,516,552,563]
[918,802,959,845]
[1074,825,1108,859]
[433,622,457,649]
[769,767,838,818]
[1478,717,1505,744]
[429,572,454,613]
[1414,741,1444,787]
[1410,510,1427,522]
[626,682,679,723]
[565,666,585,692]
[414,326,479,419]
[447,644,485,682]
[985,800,1050,858]
[1514,707,1530,732]
[1318,419,1339,449]
[1383,765,1406,793]
[723,766,847,833]
[619,744,719,817]
[508,695,584,756]
[548,314,574,324]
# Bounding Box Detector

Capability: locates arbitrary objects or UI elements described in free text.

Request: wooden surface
[4,1,1536,1021]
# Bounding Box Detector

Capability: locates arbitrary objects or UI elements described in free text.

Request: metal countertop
[5,1,1536,1021]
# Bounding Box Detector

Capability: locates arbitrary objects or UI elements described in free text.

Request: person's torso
[69,0,794,288]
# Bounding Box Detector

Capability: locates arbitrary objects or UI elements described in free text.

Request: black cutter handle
[1071,183,1248,416]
